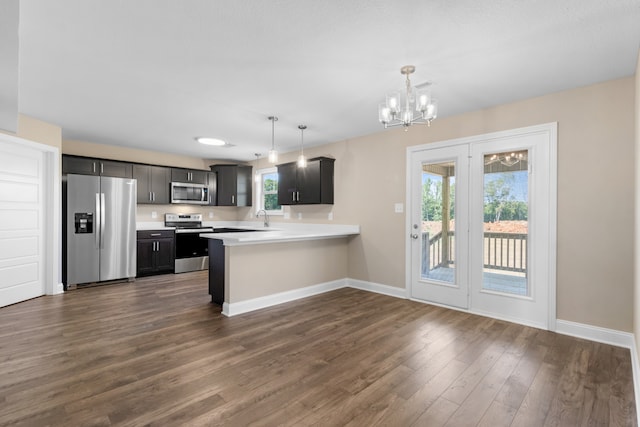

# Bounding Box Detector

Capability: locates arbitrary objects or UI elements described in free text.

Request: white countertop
[137,221,360,245]
[199,222,360,246]
[136,222,175,231]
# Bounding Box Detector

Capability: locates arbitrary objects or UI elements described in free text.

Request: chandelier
[378,65,438,130]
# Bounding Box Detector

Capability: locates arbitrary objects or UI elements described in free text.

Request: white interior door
[0,139,45,307]
[410,144,469,309]
[409,123,556,329]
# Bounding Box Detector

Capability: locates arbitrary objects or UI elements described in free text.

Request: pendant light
[297,125,307,168]
[254,153,261,183]
[267,116,278,163]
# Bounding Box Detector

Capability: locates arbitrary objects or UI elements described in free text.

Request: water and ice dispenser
[74,212,94,234]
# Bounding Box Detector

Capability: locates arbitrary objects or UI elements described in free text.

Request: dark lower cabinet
[137,230,175,276]
[208,239,225,304]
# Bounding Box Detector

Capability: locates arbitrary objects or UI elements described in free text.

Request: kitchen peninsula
[200,223,360,316]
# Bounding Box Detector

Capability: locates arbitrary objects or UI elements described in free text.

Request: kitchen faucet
[256,209,270,227]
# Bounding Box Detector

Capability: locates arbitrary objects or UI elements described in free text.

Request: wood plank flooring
[0,271,636,426]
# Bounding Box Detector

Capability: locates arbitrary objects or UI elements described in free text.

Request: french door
[408,124,556,329]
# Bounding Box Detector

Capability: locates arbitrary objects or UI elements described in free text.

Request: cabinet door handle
[232,195,235,204]
[93,162,96,174]
[296,191,300,202]
[292,192,295,202]
[152,192,155,202]
[101,163,104,174]
[150,233,161,237]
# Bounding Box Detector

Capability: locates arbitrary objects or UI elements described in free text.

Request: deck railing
[421,231,527,275]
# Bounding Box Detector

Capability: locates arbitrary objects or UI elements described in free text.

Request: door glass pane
[483,150,528,295]
[421,161,456,284]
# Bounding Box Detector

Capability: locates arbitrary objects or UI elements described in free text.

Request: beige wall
[0,114,63,148]
[245,77,635,332]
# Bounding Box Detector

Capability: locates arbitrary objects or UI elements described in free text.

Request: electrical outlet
[284,212,290,220]
[297,212,302,220]
[208,212,214,218]
[151,211,157,219]
[328,212,333,221]
[394,203,404,213]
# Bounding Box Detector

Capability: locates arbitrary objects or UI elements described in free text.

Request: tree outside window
[256,168,282,214]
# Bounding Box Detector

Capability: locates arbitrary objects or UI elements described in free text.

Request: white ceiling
[17,0,640,162]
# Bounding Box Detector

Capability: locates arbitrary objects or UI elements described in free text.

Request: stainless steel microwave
[170,182,209,205]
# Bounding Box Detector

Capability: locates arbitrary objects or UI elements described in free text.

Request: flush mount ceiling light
[267,116,278,163]
[297,125,307,168]
[378,65,438,130]
[196,137,227,146]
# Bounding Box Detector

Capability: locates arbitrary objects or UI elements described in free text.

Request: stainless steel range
[165,213,213,274]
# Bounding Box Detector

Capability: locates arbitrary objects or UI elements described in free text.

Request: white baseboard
[222,279,347,317]
[47,282,64,295]
[221,278,408,317]
[346,278,408,299]
[555,319,634,349]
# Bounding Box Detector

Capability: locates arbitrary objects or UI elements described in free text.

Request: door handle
[95,193,100,248]
[100,193,106,249]
[411,233,419,239]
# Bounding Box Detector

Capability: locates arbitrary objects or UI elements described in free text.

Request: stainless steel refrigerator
[66,174,137,286]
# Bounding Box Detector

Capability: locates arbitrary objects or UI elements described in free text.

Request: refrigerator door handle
[95,193,101,249]
[100,193,106,249]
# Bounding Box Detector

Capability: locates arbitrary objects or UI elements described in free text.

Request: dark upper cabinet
[207,172,217,206]
[133,164,171,204]
[277,157,334,205]
[210,165,252,206]
[63,155,132,178]
[171,168,208,185]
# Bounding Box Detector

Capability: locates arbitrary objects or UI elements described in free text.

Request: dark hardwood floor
[0,271,636,426]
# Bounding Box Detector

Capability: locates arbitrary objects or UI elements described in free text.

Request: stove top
[165,213,212,232]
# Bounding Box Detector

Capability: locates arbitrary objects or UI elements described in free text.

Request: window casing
[255,167,283,215]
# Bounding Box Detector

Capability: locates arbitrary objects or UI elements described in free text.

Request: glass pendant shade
[268,149,278,163]
[378,103,392,124]
[386,92,401,114]
[425,99,438,120]
[297,154,307,168]
[416,89,430,113]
